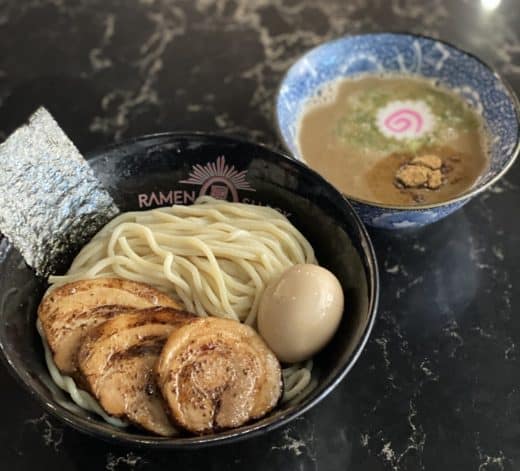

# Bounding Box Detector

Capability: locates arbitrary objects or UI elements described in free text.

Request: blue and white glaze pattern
[349,198,468,230]
[276,33,520,229]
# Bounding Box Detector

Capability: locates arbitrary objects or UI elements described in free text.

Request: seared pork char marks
[38,278,179,375]
[78,307,195,436]
[156,317,282,434]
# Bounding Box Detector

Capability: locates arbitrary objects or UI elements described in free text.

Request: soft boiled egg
[257,264,344,363]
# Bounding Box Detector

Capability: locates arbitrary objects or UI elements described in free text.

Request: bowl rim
[0,131,380,448]
[275,31,520,211]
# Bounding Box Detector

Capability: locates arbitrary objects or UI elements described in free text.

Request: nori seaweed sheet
[0,107,119,276]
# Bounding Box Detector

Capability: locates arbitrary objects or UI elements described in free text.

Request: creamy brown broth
[298,75,489,206]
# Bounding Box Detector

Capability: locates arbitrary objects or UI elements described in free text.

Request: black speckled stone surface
[1,0,519,469]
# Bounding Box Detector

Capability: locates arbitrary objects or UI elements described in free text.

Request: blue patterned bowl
[276,33,520,229]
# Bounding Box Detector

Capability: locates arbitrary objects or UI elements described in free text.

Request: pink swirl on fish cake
[376,100,435,140]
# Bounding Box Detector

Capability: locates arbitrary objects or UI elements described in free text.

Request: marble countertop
[1,0,519,469]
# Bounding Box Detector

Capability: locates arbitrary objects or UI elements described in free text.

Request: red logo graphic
[180,155,255,202]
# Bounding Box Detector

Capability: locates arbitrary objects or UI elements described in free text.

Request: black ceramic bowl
[0,133,378,448]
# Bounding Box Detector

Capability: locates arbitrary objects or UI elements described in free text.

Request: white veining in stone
[105,452,146,471]
[25,414,64,452]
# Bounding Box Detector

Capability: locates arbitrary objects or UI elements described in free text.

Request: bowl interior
[277,33,519,194]
[0,133,378,447]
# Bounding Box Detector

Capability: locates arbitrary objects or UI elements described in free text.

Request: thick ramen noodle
[45,197,320,427]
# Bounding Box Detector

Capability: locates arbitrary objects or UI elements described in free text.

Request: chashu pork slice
[78,307,195,436]
[38,278,180,376]
[156,317,283,435]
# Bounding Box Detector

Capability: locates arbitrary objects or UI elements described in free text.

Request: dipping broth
[298,75,489,206]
